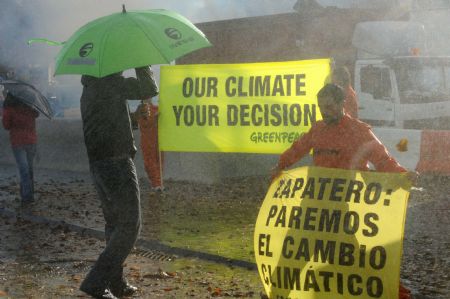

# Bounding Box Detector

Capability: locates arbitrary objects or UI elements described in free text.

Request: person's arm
[359,127,419,185]
[366,129,420,185]
[135,66,159,99]
[366,130,407,173]
[271,130,313,181]
[370,136,420,184]
[121,66,159,100]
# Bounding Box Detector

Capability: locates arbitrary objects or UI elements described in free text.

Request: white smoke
[0,0,297,114]
[1,0,297,72]
[2,0,449,96]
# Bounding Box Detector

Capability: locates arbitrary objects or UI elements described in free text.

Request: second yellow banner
[159,59,331,153]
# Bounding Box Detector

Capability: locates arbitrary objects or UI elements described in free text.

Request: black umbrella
[0,79,54,119]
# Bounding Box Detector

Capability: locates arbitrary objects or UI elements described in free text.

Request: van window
[398,65,443,93]
[360,66,392,100]
[394,62,450,103]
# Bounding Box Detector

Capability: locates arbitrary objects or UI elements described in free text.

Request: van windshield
[394,60,450,103]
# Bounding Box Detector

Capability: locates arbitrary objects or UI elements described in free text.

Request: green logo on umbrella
[79,43,94,57]
[165,28,182,40]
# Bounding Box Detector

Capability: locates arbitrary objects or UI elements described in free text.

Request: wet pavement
[0,164,264,298]
[0,164,449,298]
[0,216,261,298]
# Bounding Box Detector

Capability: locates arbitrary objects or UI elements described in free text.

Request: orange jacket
[278,114,406,173]
[137,103,163,188]
[137,103,158,130]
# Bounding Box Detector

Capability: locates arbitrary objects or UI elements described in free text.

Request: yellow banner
[254,166,411,299]
[159,59,331,153]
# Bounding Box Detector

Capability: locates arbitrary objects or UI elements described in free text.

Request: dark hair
[317,83,345,103]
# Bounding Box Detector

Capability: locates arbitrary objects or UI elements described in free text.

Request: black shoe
[80,285,119,299]
[111,281,138,297]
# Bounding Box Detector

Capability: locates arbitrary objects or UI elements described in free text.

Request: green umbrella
[54,6,211,77]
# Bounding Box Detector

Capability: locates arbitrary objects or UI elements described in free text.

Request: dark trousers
[82,157,141,289]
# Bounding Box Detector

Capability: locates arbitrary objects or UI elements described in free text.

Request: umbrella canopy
[0,80,54,119]
[55,7,212,77]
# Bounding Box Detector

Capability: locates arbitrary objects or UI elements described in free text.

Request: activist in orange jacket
[134,100,163,191]
[272,84,409,176]
[272,83,417,299]
[276,112,405,172]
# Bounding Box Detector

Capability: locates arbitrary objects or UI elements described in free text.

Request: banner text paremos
[254,166,411,299]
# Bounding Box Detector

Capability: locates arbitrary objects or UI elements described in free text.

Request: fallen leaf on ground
[211,287,222,297]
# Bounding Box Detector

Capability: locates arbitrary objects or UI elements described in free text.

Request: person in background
[332,66,358,118]
[271,83,417,299]
[132,99,164,193]
[79,66,158,299]
[2,92,39,204]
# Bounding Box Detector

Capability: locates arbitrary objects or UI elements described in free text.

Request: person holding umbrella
[1,79,52,205]
[2,91,40,204]
[31,5,211,298]
[79,66,158,299]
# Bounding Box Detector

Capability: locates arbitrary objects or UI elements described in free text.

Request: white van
[355,56,450,129]
[352,22,450,130]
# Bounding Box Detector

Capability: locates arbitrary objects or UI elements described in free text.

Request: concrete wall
[0,118,89,172]
[0,118,281,183]
[1,118,427,183]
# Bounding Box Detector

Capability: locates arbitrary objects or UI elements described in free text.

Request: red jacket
[2,105,38,147]
[279,114,406,173]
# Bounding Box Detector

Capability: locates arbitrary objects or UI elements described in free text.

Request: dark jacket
[2,95,39,147]
[80,66,158,162]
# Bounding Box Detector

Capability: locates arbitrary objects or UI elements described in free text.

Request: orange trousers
[138,104,163,188]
